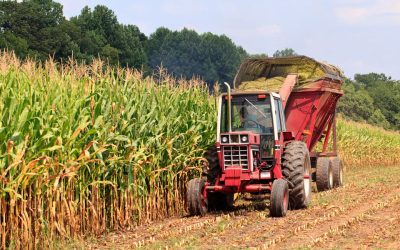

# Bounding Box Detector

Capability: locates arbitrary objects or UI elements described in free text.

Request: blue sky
[57,0,400,79]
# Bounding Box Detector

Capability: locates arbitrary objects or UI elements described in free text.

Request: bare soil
[84,165,400,249]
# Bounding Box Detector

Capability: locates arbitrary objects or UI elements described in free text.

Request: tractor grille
[223,146,248,169]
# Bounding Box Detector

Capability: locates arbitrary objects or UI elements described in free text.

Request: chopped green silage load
[234,56,343,92]
[238,76,285,92]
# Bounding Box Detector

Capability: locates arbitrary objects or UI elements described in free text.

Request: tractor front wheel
[187,178,208,216]
[203,146,221,185]
[270,179,289,217]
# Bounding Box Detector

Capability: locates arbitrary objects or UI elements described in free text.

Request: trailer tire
[330,157,343,188]
[316,157,333,191]
[270,179,289,217]
[187,178,208,216]
[203,146,221,184]
[282,141,312,210]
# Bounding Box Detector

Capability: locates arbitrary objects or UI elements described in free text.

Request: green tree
[147,27,247,87]
[71,5,147,67]
[248,53,268,58]
[0,0,71,61]
[56,18,84,60]
[118,25,147,68]
[355,73,391,86]
[101,44,119,65]
[337,77,397,130]
[199,32,247,84]
[0,31,29,57]
[273,48,297,57]
[368,109,391,129]
[355,73,400,130]
[146,27,172,69]
[337,81,375,122]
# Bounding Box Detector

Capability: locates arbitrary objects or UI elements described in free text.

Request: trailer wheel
[330,157,343,187]
[282,141,312,209]
[187,178,208,216]
[316,157,333,191]
[203,146,221,184]
[270,179,289,217]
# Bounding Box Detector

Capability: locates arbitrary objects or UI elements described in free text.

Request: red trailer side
[285,80,343,155]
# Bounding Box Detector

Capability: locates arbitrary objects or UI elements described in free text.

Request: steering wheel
[243,119,261,129]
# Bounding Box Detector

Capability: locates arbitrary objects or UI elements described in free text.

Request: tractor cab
[218,91,286,168]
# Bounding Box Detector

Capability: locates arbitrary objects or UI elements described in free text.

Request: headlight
[221,136,229,143]
[241,135,248,143]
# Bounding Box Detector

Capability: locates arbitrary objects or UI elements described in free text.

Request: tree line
[0,0,247,85]
[337,73,400,130]
[0,0,398,130]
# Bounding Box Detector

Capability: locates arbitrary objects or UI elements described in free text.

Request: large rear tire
[281,141,312,210]
[316,157,333,191]
[330,157,343,188]
[270,179,289,217]
[187,178,208,216]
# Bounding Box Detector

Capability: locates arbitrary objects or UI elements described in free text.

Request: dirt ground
[84,165,400,249]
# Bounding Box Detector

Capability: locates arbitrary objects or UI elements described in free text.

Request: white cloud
[336,0,400,25]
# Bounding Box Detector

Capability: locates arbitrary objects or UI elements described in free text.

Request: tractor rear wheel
[270,179,289,217]
[187,178,208,216]
[316,157,333,191]
[330,157,343,188]
[282,141,312,210]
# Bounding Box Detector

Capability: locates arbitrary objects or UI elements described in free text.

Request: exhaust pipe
[224,82,232,132]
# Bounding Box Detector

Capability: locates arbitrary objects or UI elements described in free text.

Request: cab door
[271,94,286,138]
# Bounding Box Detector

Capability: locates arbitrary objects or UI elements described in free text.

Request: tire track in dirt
[255,186,400,249]
[89,215,212,248]
[153,166,400,249]
[87,165,400,249]
[287,192,400,249]
[205,184,395,249]
[322,201,400,249]
[90,204,261,249]
[306,198,400,249]
[135,204,270,249]
[142,182,391,249]
[200,168,399,248]
[233,166,400,249]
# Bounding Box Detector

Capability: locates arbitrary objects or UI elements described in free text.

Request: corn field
[336,118,400,167]
[0,52,216,249]
[0,51,399,248]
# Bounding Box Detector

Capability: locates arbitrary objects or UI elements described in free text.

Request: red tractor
[187,56,344,217]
